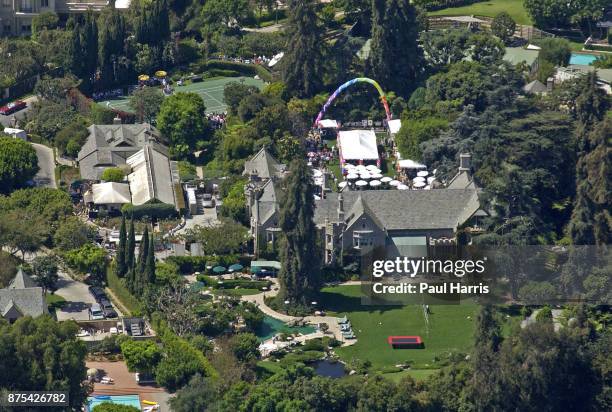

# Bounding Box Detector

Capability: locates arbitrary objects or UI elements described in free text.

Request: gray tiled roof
[78,123,168,180]
[0,288,47,318]
[314,189,480,231]
[8,268,37,289]
[243,147,286,179]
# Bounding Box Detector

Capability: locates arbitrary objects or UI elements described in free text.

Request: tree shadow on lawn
[318,289,399,315]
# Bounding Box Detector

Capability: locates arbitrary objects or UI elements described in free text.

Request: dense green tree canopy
[0,316,87,409]
[0,137,39,194]
[157,92,210,157]
[129,86,164,124]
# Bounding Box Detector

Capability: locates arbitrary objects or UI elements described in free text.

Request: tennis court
[99,76,265,114]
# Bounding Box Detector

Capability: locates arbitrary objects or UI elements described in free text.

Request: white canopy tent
[387,119,402,135]
[318,119,339,129]
[338,130,379,163]
[398,159,427,169]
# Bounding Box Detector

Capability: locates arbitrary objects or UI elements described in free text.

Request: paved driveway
[31,143,57,188]
[55,268,96,321]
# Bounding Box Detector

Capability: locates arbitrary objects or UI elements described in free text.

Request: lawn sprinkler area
[99,76,265,114]
[318,285,478,372]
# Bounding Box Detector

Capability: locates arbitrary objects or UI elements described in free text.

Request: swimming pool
[255,315,316,341]
[87,394,141,411]
[569,53,598,66]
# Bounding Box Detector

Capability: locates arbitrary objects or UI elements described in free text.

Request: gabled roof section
[345,195,385,231]
[127,145,178,207]
[8,268,37,289]
[0,288,47,318]
[243,147,286,179]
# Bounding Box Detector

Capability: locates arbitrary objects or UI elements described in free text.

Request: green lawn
[383,369,438,382]
[429,0,532,25]
[217,288,261,296]
[319,285,478,370]
[46,293,66,316]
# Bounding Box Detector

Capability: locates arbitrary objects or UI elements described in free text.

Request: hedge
[106,266,141,316]
[188,59,274,83]
[122,203,178,220]
[196,275,271,290]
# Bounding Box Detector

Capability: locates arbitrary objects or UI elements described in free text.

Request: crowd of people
[207,112,227,129]
[92,88,123,102]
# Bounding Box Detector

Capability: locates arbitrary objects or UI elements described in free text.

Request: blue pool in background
[569,53,598,66]
[87,394,141,411]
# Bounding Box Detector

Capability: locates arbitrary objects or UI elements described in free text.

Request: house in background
[244,147,286,256]
[0,268,46,323]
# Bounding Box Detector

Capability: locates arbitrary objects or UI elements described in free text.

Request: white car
[202,194,215,208]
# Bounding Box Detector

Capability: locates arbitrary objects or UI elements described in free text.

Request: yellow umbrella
[155,70,167,78]
[138,74,149,81]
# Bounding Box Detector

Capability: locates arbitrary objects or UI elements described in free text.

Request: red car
[0,100,27,115]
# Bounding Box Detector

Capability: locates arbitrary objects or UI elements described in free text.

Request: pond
[312,359,347,378]
[255,315,316,341]
[569,53,598,66]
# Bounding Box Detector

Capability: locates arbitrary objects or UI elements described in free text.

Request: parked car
[99,299,118,319]
[89,303,105,320]
[202,193,215,208]
[0,100,27,115]
[88,286,107,302]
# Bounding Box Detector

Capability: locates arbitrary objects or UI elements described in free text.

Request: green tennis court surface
[99,76,265,114]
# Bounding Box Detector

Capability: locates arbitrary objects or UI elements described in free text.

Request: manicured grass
[46,293,66,308]
[217,288,261,296]
[429,0,532,25]
[383,369,438,382]
[319,285,478,369]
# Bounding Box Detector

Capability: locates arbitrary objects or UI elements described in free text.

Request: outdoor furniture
[228,264,243,273]
[397,184,409,190]
[355,180,368,189]
[369,180,381,188]
[359,172,372,180]
[413,176,426,183]
[212,266,227,274]
[380,176,392,183]
[389,180,400,187]
[365,165,378,171]
[417,170,429,177]
[338,316,349,324]
[346,173,359,180]
[413,181,426,189]
[371,173,383,179]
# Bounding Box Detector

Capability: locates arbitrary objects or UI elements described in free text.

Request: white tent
[268,52,284,67]
[318,119,339,129]
[92,182,131,205]
[387,119,402,135]
[338,130,379,162]
[398,159,427,169]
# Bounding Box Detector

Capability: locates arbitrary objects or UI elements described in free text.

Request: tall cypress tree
[367,0,422,96]
[135,226,149,294]
[281,0,324,98]
[127,218,135,271]
[568,73,610,245]
[277,159,321,306]
[116,215,127,277]
[145,234,156,285]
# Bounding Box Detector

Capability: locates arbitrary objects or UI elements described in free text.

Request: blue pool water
[255,315,316,341]
[569,53,598,66]
[87,394,141,411]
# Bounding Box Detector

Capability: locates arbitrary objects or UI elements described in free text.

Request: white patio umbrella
[365,165,378,171]
[413,181,426,188]
[413,176,426,183]
[389,180,400,187]
[369,167,381,174]
[346,173,359,180]
[397,184,409,190]
[355,180,368,188]
[417,170,429,177]
[380,176,393,183]
[369,180,381,187]
[338,181,348,189]
[356,165,368,172]
[359,172,372,180]
[371,173,383,179]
